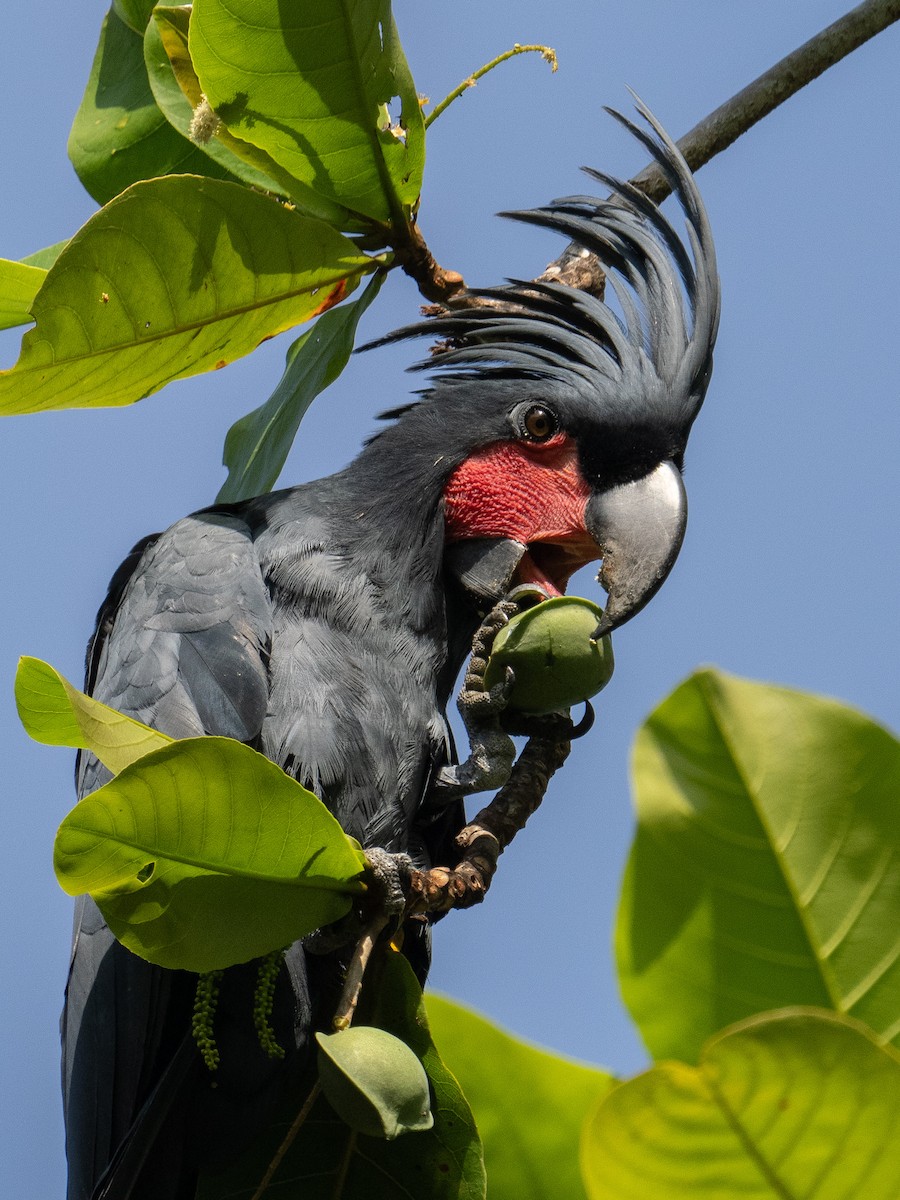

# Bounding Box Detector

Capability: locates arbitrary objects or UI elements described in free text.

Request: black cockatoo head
[370,103,719,639]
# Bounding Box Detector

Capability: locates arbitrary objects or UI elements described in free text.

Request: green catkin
[254,949,288,1060]
[192,970,224,1072]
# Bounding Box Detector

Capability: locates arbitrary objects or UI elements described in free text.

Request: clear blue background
[1,3,897,1195]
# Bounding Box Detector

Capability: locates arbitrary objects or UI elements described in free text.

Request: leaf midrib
[336,0,405,228]
[63,816,365,892]
[6,264,372,375]
[696,671,844,1013]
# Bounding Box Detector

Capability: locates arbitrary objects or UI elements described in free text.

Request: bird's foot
[411,710,577,916]
[433,597,520,798]
[329,848,415,1029]
[305,848,413,957]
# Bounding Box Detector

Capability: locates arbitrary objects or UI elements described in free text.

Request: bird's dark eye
[518,404,559,442]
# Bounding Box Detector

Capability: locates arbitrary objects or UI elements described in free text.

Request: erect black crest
[377,101,720,439]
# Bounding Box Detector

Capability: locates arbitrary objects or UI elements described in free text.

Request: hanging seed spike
[254,948,288,1060]
[192,970,224,1072]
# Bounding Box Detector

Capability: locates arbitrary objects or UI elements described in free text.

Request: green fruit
[484,596,614,714]
[316,1027,434,1140]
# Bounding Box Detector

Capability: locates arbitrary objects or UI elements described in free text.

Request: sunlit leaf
[218,271,385,502]
[145,8,285,197]
[199,953,486,1199]
[54,736,368,972]
[190,0,425,225]
[427,995,614,1200]
[148,6,360,229]
[15,656,171,775]
[0,260,45,331]
[582,1009,900,1199]
[0,176,375,416]
[69,8,239,205]
[617,668,900,1061]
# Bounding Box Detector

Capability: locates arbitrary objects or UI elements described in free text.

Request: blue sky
[1,3,898,1196]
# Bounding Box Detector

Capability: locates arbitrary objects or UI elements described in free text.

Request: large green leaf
[427,995,614,1200]
[218,271,385,502]
[148,6,359,228]
[145,8,286,198]
[69,8,239,205]
[0,260,45,331]
[189,0,425,226]
[15,656,171,775]
[199,953,486,1200]
[617,669,900,1062]
[54,736,367,972]
[0,176,375,416]
[581,1009,900,1199]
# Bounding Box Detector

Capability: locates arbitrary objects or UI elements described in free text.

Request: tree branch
[408,0,900,301]
[632,0,900,204]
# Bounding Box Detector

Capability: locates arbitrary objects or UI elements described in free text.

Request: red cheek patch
[443,434,592,545]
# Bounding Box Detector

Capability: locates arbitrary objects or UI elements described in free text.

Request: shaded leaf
[21,242,68,270]
[582,1009,900,1199]
[199,953,486,1200]
[54,736,367,972]
[218,270,385,502]
[112,0,156,34]
[427,994,614,1200]
[0,260,45,331]
[617,668,900,1062]
[0,176,375,416]
[190,0,425,225]
[15,656,171,775]
[145,8,286,197]
[69,8,239,205]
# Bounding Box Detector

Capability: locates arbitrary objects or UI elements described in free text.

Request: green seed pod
[316,1027,434,1140]
[484,596,614,714]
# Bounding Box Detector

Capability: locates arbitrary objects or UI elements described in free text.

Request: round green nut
[484,596,614,714]
[316,1027,434,1140]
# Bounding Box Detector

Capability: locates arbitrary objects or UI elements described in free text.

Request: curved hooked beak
[585,460,687,641]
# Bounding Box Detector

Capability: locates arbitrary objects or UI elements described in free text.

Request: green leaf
[0,260,45,331]
[217,271,385,503]
[145,8,285,198]
[112,0,156,34]
[199,953,486,1200]
[21,241,68,270]
[581,1008,900,1199]
[617,669,900,1062]
[0,176,375,416]
[69,8,240,205]
[15,656,171,775]
[427,995,614,1200]
[190,0,426,225]
[54,736,367,972]
[148,6,360,228]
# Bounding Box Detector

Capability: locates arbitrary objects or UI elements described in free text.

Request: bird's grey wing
[86,512,272,742]
[64,511,280,1200]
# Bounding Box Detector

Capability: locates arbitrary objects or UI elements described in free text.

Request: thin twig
[250,1080,322,1200]
[331,913,390,1030]
[425,44,557,130]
